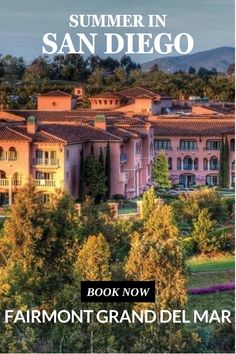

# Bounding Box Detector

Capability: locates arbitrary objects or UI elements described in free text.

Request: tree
[76,233,111,281]
[105,141,111,199]
[0,184,79,351]
[79,148,85,202]
[152,152,171,189]
[125,203,187,352]
[142,186,157,220]
[90,142,94,155]
[84,154,107,202]
[192,208,216,253]
[179,187,227,223]
[0,183,79,304]
[219,136,230,188]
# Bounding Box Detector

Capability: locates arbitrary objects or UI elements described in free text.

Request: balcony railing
[120,153,127,163]
[183,165,193,170]
[0,179,9,187]
[35,180,56,187]
[32,158,59,167]
[119,172,129,183]
[0,179,22,187]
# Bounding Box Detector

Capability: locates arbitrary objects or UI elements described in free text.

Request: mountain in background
[141,47,235,73]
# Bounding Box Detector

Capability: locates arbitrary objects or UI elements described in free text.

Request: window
[8,147,17,161]
[154,140,171,150]
[206,175,219,186]
[230,139,235,151]
[35,171,54,180]
[180,140,197,150]
[203,158,208,170]
[39,194,51,203]
[206,140,222,150]
[0,147,4,161]
[66,150,70,160]
[136,142,142,155]
[177,158,181,170]
[183,156,193,170]
[194,158,199,170]
[210,156,219,170]
[168,157,172,170]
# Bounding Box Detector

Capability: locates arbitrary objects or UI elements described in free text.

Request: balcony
[35,180,56,187]
[0,179,22,187]
[183,165,193,170]
[32,158,59,167]
[210,165,219,171]
[120,153,127,163]
[0,179,9,187]
[119,172,129,183]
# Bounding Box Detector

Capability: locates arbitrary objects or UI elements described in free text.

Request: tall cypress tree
[79,148,85,202]
[224,136,230,187]
[219,136,225,187]
[90,142,94,156]
[105,141,111,199]
[99,147,104,168]
[219,136,230,188]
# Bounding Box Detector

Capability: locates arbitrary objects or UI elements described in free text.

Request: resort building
[0,87,234,205]
[152,117,235,187]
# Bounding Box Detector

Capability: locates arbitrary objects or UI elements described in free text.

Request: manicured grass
[187,254,235,273]
[118,201,137,215]
[186,291,235,332]
[188,270,235,288]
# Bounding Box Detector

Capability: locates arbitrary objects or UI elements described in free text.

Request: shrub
[181,236,197,257]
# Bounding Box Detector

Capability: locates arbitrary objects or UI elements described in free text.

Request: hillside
[141,47,235,73]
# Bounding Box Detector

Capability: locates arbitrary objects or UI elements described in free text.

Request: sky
[0,0,234,63]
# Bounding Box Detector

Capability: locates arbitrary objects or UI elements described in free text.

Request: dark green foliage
[152,152,171,189]
[219,136,230,188]
[79,148,85,202]
[84,152,107,203]
[90,142,94,156]
[105,141,111,199]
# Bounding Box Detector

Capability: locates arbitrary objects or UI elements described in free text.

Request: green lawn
[188,270,234,288]
[186,291,235,333]
[187,254,235,273]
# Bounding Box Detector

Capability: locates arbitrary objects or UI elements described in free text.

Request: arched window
[168,157,172,170]
[183,156,193,170]
[0,170,7,179]
[203,158,208,170]
[230,139,235,151]
[210,156,219,170]
[177,158,181,170]
[0,147,4,161]
[194,158,199,170]
[8,147,17,161]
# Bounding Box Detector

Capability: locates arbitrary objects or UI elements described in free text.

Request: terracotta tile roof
[118,87,172,99]
[13,127,66,143]
[107,127,145,139]
[0,127,31,141]
[153,119,235,136]
[39,124,122,143]
[37,90,77,98]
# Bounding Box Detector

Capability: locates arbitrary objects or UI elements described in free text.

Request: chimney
[74,85,85,97]
[27,116,37,134]
[94,115,106,130]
